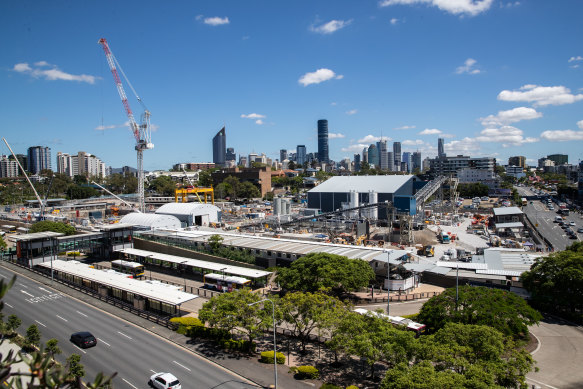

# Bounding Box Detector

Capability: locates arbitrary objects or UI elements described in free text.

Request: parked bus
[203,273,251,292]
[111,260,145,279]
[354,308,426,336]
[521,198,528,206]
[0,225,16,233]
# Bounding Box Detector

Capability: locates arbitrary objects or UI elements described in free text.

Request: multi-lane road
[516,186,581,251]
[0,266,257,389]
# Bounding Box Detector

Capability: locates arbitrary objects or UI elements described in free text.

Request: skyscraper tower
[280,149,288,162]
[212,127,226,166]
[377,140,388,170]
[317,119,329,163]
[296,145,307,166]
[27,146,51,174]
[393,142,401,171]
[367,144,379,167]
[438,138,445,159]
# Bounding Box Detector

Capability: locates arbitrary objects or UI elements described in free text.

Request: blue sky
[1,0,582,171]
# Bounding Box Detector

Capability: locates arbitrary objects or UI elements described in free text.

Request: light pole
[385,249,390,315]
[455,262,459,311]
[248,298,277,389]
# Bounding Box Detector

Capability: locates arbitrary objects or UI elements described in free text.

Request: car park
[149,372,181,389]
[569,221,576,226]
[578,228,583,233]
[70,332,97,348]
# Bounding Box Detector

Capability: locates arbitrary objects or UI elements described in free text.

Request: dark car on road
[70,331,97,348]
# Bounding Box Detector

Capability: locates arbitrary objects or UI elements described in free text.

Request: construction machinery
[416,245,435,257]
[98,38,153,213]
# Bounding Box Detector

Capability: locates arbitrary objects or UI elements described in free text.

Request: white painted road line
[97,338,110,347]
[56,315,68,322]
[35,320,46,327]
[117,331,132,340]
[21,290,34,297]
[5,303,13,308]
[76,310,88,317]
[172,360,191,371]
[72,345,86,354]
[0,273,6,278]
[121,378,138,389]
[19,284,28,288]
[39,287,50,293]
[527,377,560,389]
[150,369,156,374]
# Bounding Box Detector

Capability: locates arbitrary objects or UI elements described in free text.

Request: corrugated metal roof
[435,261,488,270]
[308,175,414,194]
[120,213,181,229]
[38,260,197,305]
[476,269,523,277]
[156,203,220,216]
[13,231,64,241]
[495,222,524,228]
[492,207,523,216]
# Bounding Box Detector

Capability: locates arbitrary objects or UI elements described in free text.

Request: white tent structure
[120,212,181,230]
[155,203,221,227]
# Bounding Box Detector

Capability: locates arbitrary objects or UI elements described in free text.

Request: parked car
[577,228,583,233]
[149,372,181,389]
[569,221,576,226]
[70,332,97,348]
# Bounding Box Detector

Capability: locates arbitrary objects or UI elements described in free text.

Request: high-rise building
[57,152,74,177]
[376,140,387,170]
[362,147,368,163]
[317,119,329,163]
[402,152,412,173]
[354,153,361,172]
[27,146,51,174]
[226,147,236,162]
[393,142,401,171]
[546,154,568,165]
[387,152,394,171]
[296,145,307,166]
[438,138,445,159]
[212,127,226,166]
[367,144,379,167]
[58,151,106,178]
[9,154,27,172]
[280,149,287,162]
[0,155,19,178]
[508,156,526,168]
[412,151,422,172]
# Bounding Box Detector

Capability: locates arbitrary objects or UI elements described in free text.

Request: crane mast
[98,38,153,213]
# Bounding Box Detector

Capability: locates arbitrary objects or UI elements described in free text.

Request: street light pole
[455,262,459,311]
[385,250,390,315]
[248,298,277,389]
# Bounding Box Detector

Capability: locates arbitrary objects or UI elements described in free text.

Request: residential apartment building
[0,155,19,178]
[458,168,500,189]
[57,151,106,178]
[508,156,526,168]
[428,155,496,178]
[27,146,51,174]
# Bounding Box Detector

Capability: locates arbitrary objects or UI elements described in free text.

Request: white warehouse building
[120,213,182,231]
[155,203,221,227]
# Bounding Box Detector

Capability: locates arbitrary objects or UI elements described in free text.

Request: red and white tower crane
[98,38,153,213]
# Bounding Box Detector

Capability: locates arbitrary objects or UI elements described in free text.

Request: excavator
[417,245,435,257]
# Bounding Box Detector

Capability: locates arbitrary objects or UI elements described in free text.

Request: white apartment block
[458,168,500,188]
[0,155,19,178]
[57,151,107,178]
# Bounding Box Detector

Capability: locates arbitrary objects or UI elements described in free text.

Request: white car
[149,372,181,389]
[570,221,576,226]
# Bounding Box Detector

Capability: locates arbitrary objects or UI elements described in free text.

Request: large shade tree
[276,253,375,295]
[417,285,542,340]
[522,242,583,321]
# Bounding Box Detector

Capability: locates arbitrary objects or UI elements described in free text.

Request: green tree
[214,182,231,199]
[67,185,99,199]
[6,314,21,335]
[149,175,177,196]
[276,253,376,295]
[417,285,542,340]
[238,181,261,199]
[328,311,416,379]
[278,292,347,352]
[45,338,62,359]
[223,176,240,198]
[522,242,583,321]
[25,324,42,348]
[457,183,489,198]
[0,235,7,251]
[207,234,224,252]
[287,161,296,170]
[66,354,85,379]
[197,169,213,187]
[198,289,272,342]
[30,220,76,236]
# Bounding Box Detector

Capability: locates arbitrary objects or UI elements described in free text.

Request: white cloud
[310,19,352,34]
[498,84,583,107]
[255,119,264,125]
[441,133,456,138]
[379,0,494,16]
[501,1,520,7]
[203,16,229,26]
[419,128,442,135]
[241,113,266,119]
[394,125,416,130]
[540,129,583,142]
[195,14,203,21]
[13,62,97,84]
[357,134,391,143]
[346,109,358,115]
[390,18,399,25]
[328,133,346,139]
[475,126,538,147]
[402,139,426,146]
[94,124,117,131]
[330,102,338,106]
[298,68,343,86]
[445,137,481,154]
[456,58,480,74]
[480,106,542,127]
[578,120,583,130]
[341,144,368,152]
[568,56,583,63]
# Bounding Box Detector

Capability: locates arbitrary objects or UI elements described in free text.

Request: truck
[439,232,451,244]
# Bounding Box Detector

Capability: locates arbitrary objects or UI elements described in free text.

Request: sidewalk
[0,260,324,389]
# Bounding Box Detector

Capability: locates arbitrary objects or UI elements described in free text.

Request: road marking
[526,377,559,389]
[121,378,138,389]
[35,320,46,327]
[39,287,50,293]
[76,310,88,317]
[19,284,28,288]
[150,369,156,374]
[97,338,110,346]
[72,344,86,354]
[5,303,13,308]
[172,360,191,371]
[117,331,132,340]
[21,290,34,297]
[56,315,68,322]
[0,274,6,278]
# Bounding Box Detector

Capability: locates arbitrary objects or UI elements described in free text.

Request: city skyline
[2,1,583,170]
